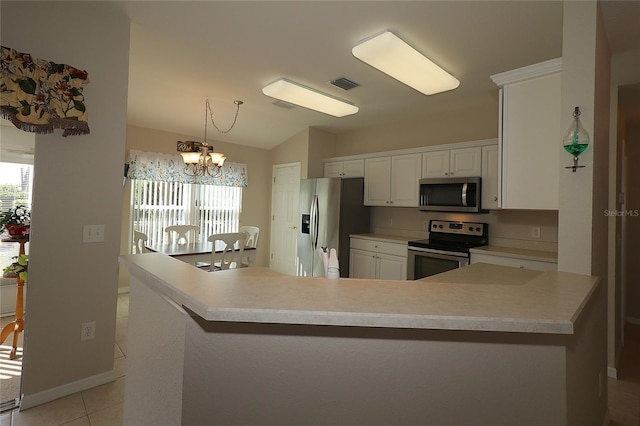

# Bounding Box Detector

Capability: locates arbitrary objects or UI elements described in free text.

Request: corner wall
[1,1,130,405]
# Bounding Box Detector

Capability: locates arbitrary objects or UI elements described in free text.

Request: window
[130,180,242,250]
[0,162,33,270]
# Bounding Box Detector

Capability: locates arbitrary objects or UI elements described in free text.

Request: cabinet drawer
[470,253,557,271]
[350,238,407,257]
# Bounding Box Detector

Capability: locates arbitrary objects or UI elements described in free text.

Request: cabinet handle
[494,196,498,202]
[444,172,449,176]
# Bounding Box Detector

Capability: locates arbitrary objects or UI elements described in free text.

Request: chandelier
[177,98,243,177]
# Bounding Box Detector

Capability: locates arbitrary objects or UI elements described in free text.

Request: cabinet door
[501,72,560,209]
[390,153,421,207]
[364,157,391,206]
[376,253,407,280]
[350,249,377,279]
[324,162,343,178]
[342,159,365,177]
[422,150,450,178]
[449,147,482,177]
[481,145,499,210]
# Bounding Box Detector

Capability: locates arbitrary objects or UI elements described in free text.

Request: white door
[270,163,300,275]
[449,147,482,177]
[364,157,391,206]
[377,253,407,280]
[349,249,376,279]
[390,153,421,207]
[422,150,450,178]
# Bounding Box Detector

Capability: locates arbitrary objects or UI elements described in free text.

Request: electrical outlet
[531,227,541,239]
[81,321,96,341]
[83,225,105,243]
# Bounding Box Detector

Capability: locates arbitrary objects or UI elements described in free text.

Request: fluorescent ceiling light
[352,30,460,95]
[262,78,359,117]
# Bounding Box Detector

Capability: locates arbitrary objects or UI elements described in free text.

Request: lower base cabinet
[350,237,407,280]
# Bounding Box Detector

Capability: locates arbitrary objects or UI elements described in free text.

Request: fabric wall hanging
[126,150,248,188]
[0,45,90,136]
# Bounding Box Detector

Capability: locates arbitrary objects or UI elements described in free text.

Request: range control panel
[429,220,487,237]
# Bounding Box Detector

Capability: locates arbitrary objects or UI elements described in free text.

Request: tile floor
[1,294,639,425]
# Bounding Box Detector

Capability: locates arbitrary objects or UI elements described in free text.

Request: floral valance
[126,150,248,188]
[0,45,90,137]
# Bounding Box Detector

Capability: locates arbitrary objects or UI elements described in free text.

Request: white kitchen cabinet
[422,147,482,178]
[364,153,421,207]
[350,237,407,280]
[324,159,365,178]
[491,58,561,210]
[481,145,499,210]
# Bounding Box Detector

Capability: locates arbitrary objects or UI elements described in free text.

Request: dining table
[144,241,256,267]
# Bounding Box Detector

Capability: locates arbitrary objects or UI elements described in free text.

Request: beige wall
[334,102,498,156]
[120,125,272,285]
[2,1,130,406]
[270,128,310,178]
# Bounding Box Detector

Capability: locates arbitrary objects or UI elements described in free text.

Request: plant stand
[0,235,28,359]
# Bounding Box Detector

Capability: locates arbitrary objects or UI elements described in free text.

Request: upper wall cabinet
[364,153,421,207]
[422,147,482,178]
[324,159,365,178]
[491,58,562,210]
[481,145,499,210]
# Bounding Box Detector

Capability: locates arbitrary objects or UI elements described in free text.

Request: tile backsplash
[370,207,558,252]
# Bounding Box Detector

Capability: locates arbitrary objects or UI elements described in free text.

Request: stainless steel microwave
[418,177,483,213]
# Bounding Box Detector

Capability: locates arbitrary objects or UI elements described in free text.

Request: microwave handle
[462,183,468,207]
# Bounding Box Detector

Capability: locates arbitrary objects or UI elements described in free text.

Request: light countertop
[120,254,598,335]
[470,245,558,263]
[350,233,414,244]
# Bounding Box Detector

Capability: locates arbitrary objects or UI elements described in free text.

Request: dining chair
[165,225,199,244]
[206,232,246,271]
[133,230,148,254]
[239,226,259,266]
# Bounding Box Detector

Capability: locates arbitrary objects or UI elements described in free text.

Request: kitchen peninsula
[119,253,606,426]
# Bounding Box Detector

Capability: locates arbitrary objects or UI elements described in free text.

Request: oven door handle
[408,248,468,261]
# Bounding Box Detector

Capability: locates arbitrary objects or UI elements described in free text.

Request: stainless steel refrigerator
[297,177,370,277]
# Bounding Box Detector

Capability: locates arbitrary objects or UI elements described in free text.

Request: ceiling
[121,1,568,150]
[4,1,638,151]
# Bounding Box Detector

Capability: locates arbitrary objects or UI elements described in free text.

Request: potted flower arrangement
[2,254,28,281]
[0,205,31,237]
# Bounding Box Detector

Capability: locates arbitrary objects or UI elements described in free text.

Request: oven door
[407,248,469,280]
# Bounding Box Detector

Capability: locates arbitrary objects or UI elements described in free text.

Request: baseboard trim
[19,369,116,411]
[626,317,640,325]
[118,286,130,294]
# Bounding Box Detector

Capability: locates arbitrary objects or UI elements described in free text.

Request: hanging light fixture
[562,106,590,172]
[177,98,242,177]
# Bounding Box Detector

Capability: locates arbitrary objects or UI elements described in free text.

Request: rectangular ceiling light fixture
[352,30,460,95]
[262,78,359,117]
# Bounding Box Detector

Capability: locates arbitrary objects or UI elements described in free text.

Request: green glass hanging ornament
[563,106,590,172]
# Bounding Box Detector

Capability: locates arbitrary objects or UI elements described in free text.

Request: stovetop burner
[408,220,488,253]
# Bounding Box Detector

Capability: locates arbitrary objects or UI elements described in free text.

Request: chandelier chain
[206,98,242,135]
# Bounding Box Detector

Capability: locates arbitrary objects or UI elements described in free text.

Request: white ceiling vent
[330,77,359,91]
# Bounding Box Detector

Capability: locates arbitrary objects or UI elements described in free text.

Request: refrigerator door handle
[310,195,319,250]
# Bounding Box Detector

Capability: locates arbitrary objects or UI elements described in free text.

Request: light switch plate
[83,225,105,243]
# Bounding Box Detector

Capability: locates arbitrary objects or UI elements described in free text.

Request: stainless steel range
[407,220,488,280]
